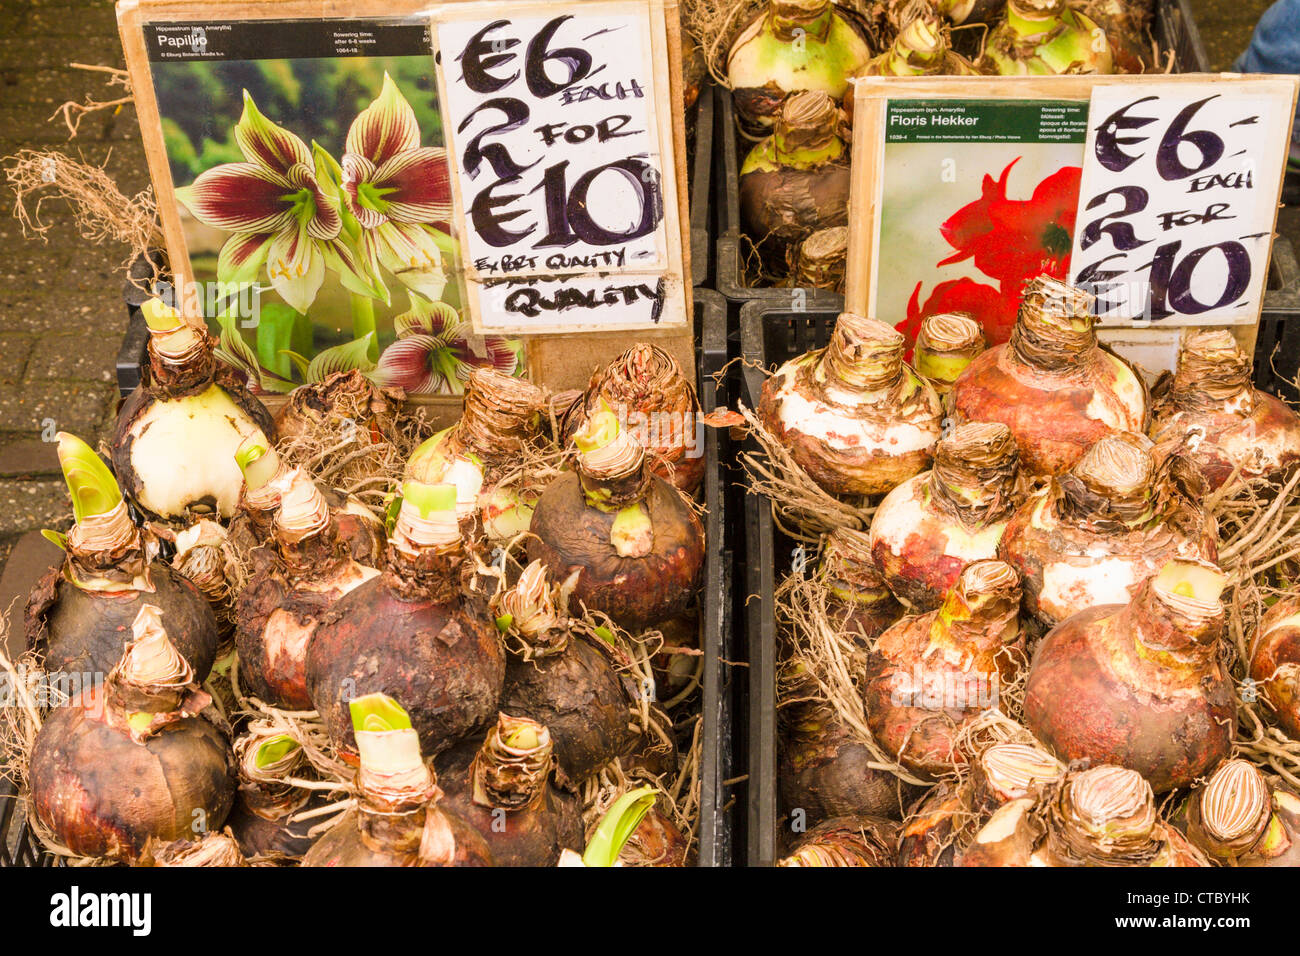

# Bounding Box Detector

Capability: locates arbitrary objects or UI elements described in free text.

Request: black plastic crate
[713,0,1210,313]
[6,291,735,869]
[1253,236,1300,404]
[693,287,739,867]
[733,251,1300,861]
[736,302,841,866]
[0,779,55,867]
[690,83,716,289]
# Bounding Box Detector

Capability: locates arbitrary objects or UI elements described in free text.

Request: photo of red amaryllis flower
[937,157,1081,285]
[901,276,1021,346]
[373,295,521,395]
[175,93,376,314]
[341,74,454,303]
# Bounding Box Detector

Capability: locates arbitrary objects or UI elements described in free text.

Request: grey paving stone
[0,382,114,437]
[25,332,115,382]
[0,480,69,538]
[0,437,59,478]
[0,335,35,385]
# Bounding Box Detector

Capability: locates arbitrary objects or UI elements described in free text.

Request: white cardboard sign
[433,2,687,333]
[1070,80,1296,327]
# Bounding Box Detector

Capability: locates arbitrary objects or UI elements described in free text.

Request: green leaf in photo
[255,302,313,380]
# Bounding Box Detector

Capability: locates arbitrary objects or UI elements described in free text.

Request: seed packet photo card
[118,0,525,398]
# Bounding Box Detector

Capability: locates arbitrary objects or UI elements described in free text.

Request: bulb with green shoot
[111,296,275,520]
[306,481,506,763]
[225,725,322,861]
[232,432,384,569]
[557,786,676,867]
[493,559,640,785]
[303,693,494,867]
[29,604,235,863]
[726,0,873,131]
[528,397,705,631]
[981,0,1116,75]
[739,90,852,258]
[27,432,219,686]
[858,10,979,76]
[435,712,584,866]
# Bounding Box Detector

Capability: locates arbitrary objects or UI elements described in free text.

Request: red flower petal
[904,278,1018,346]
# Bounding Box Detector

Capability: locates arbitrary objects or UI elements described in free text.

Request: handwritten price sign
[433,2,687,333]
[1070,80,1296,327]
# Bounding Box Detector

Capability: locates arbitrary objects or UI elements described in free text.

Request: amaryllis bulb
[727,0,872,130]
[1250,595,1300,740]
[564,344,704,494]
[870,421,1021,610]
[982,0,1116,75]
[791,226,849,292]
[777,815,899,867]
[1180,759,1300,866]
[760,312,944,498]
[1024,558,1234,792]
[998,431,1214,627]
[951,276,1147,477]
[1151,328,1300,490]
[863,559,1024,777]
[978,742,1064,802]
[858,10,979,76]
[914,313,985,394]
[739,91,852,248]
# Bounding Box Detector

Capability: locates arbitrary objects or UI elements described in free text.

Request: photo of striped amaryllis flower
[175,92,379,314]
[340,73,456,304]
[373,294,522,395]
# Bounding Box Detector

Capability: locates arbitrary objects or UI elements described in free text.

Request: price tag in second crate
[1070,79,1297,327]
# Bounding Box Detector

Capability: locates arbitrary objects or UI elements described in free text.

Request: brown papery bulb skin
[778,814,899,866]
[500,637,637,786]
[897,740,1062,866]
[562,345,705,494]
[618,802,693,866]
[790,226,849,293]
[821,527,904,639]
[998,432,1215,628]
[778,660,922,826]
[28,559,220,688]
[305,551,505,762]
[870,422,1021,611]
[1249,594,1300,740]
[961,766,1210,867]
[1151,329,1300,490]
[863,560,1025,777]
[759,313,944,497]
[434,721,584,866]
[950,277,1148,476]
[234,540,379,711]
[1024,560,1234,792]
[738,91,851,247]
[526,455,704,633]
[914,312,986,395]
[303,803,494,867]
[29,682,235,863]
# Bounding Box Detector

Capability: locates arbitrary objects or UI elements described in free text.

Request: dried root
[738,401,875,542]
[1208,468,1300,784]
[50,63,134,139]
[3,148,161,277]
[775,561,929,787]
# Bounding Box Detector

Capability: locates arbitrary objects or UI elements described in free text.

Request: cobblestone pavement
[0,0,1293,624]
[0,1,150,647]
